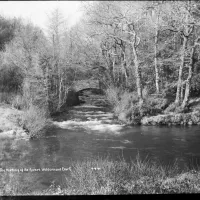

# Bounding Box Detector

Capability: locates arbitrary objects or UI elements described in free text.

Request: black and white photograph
[1,0,200,196]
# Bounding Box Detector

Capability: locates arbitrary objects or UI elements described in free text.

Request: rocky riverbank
[141,111,200,126]
[118,110,200,126]
[117,98,200,126]
[0,103,29,139]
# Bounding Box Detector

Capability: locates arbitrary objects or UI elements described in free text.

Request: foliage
[114,91,137,116]
[0,65,24,93]
[0,92,15,104]
[105,86,120,107]
[141,111,200,125]
[146,96,169,111]
[124,101,162,124]
[1,2,200,126]
[3,155,200,195]
[0,16,15,50]
[43,156,200,194]
[10,94,30,110]
[20,104,51,138]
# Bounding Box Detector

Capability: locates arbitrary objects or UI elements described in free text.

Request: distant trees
[0,16,15,51]
[0,16,18,94]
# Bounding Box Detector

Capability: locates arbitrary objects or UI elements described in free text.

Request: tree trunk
[124,65,128,87]
[180,83,184,103]
[181,42,196,109]
[175,35,188,105]
[45,61,51,116]
[122,52,128,87]
[154,17,160,93]
[57,74,63,111]
[112,56,116,83]
[132,44,143,104]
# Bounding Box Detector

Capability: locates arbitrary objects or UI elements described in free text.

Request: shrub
[164,102,177,113]
[107,90,164,124]
[122,100,162,124]
[105,86,120,107]
[61,155,186,195]
[142,87,149,99]
[0,91,31,111]
[0,92,14,104]
[2,155,200,195]
[20,105,51,138]
[114,91,137,115]
[146,96,169,111]
[63,157,134,195]
[11,94,31,110]
[164,102,189,114]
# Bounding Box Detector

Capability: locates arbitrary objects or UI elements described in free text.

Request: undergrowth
[20,104,51,138]
[2,155,200,195]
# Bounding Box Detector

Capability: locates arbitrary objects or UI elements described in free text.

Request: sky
[0,1,84,32]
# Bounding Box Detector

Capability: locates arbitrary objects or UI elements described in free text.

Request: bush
[11,94,31,110]
[0,91,31,111]
[20,105,51,138]
[0,92,14,104]
[114,91,137,115]
[146,96,169,111]
[106,89,164,124]
[120,100,162,124]
[2,155,200,195]
[164,102,189,114]
[105,86,120,107]
[59,155,189,195]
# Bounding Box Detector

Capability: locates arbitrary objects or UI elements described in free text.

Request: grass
[2,155,200,195]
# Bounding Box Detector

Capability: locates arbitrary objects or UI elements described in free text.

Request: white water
[53,119,124,134]
[54,105,124,134]
[53,104,125,135]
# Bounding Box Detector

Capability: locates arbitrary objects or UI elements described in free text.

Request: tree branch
[107,34,132,44]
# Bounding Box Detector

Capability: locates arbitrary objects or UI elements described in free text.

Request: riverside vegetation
[1,1,200,195]
[1,155,200,195]
[1,1,200,137]
[105,86,200,126]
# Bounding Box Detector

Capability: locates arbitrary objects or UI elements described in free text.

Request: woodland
[1,1,200,137]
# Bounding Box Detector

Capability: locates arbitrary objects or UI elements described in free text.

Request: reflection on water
[1,104,200,191]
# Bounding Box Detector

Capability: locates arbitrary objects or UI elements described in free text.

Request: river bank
[1,100,200,195]
[2,156,200,195]
[116,97,200,126]
[118,110,200,126]
[141,111,200,126]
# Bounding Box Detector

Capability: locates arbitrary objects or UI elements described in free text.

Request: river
[1,94,200,193]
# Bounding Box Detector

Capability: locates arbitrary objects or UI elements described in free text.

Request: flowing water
[1,92,200,192]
